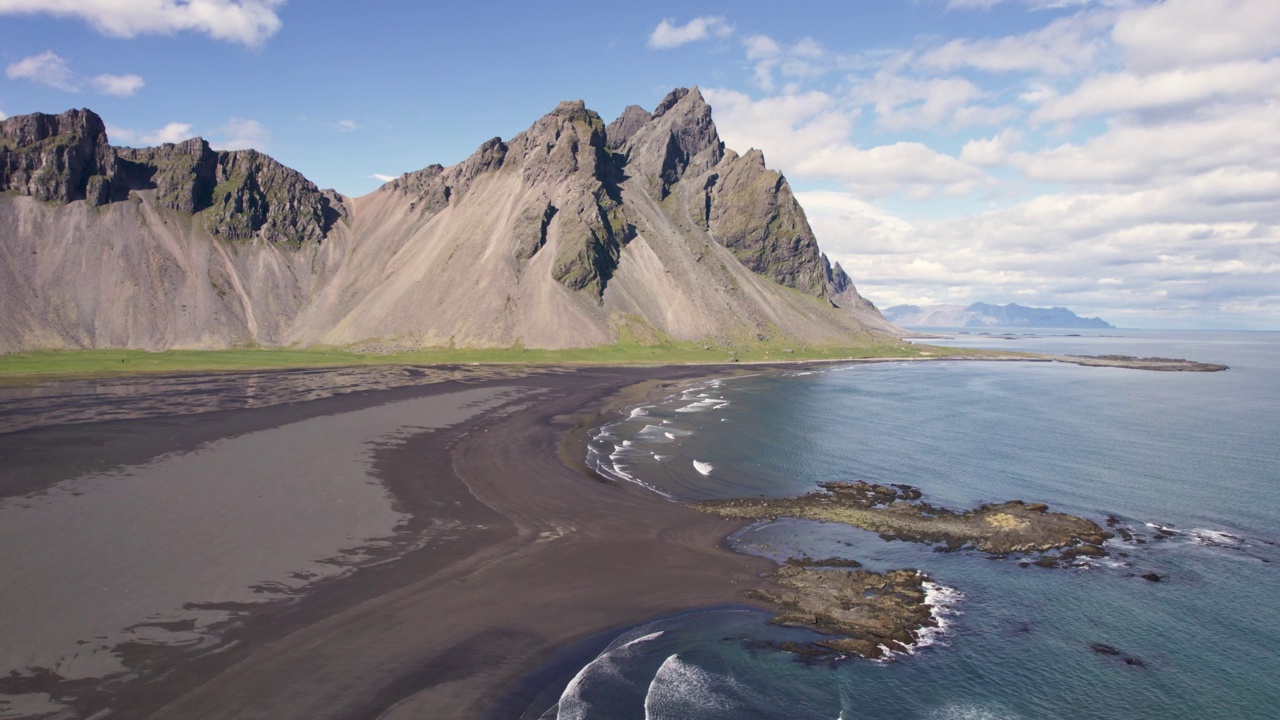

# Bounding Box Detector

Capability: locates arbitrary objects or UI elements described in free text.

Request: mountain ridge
[0,89,899,353]
[882,302,1113,329]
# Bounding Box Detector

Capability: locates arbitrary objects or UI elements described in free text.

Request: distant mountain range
[0,89,898,352]
[882,302,1114,329]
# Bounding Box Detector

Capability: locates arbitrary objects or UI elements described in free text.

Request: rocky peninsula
[693,480,1113,658]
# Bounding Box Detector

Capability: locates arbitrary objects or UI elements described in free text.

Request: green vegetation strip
[0,341,988,383]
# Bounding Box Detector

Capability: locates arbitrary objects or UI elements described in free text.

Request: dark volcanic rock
[119,140,343,244]
[1,108,117,205]
[693,480,1111,557]
[704,148,831,297]
[2,108,343,244]
[605,105,652,150]
[752,560,937,660]
[385,99,631,299]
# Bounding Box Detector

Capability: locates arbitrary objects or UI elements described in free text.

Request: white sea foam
[637,424,669,439]
[877,579,963,659]
[928,703,1021,720]
[676,399,720,413]
[693,461,714,476]
[712,402,730,410]
[664,432,676,440]
[554,631,666,720]
[629,406,649,418]
[1191,528,1245,549]
[643,654,744,719]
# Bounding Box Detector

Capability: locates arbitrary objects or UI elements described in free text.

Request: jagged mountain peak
[1,95,899,352]
[605,105,652,150]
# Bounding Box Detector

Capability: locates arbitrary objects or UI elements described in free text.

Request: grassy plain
[0,338,984,383]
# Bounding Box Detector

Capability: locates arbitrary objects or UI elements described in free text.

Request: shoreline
[0,352,1230,719]
[3,366,771,720]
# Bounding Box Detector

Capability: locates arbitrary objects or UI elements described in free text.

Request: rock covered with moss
[384,99,633,299]
[2,108,343,245]
[753,561,938,659]
[1,109,118,205]
[693,480,1112,556]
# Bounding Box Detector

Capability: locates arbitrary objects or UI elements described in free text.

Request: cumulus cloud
[210,118,269,151]
[705,88,987,197]
[109,122,194,146]
[6,51,144,96]
[851,71,1018,131]
[1032,60,1280,123]
[803,184,1280,326]
[916,12,1109,75]
[960,129,1022,166]
[647,16,732,49]
[0,0,285,46]
[1112,0,1280,72]
[88,73,145,97]
[742,34,833,91]
[724,0,1280,325]
[5,51,77,91]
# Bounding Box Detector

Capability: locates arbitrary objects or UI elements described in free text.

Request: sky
[1,1,1277,329]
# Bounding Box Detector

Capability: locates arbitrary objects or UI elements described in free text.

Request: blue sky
[2,1,1278,329]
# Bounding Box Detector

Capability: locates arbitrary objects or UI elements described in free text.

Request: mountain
[0,89,898,353]
[881,302,1114,329]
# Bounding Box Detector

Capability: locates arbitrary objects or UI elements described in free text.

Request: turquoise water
[560,330,1280,719]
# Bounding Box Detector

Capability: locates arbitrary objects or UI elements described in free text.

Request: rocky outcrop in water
[693,480,1111,556]
[752,559,937,660]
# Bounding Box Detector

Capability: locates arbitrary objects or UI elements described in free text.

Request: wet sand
[0,366,770,719]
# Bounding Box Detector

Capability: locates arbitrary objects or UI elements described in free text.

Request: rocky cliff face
[2,109,342,245]
[0,92,897,352]
[0,109,117,205]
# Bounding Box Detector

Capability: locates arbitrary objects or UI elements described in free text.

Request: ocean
[566,330,1280,719]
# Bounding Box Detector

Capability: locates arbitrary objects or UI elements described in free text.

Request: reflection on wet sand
[0,365,556,434]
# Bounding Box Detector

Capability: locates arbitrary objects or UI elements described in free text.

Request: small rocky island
[695,481,1114,658]
[693,481,1112,555]
[752,559,937,659]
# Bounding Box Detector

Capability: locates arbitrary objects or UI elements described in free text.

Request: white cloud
[1112,0,1280,73]
[0,108,7,120]
[6,51,145,96]
[706,88,986,197]
[336,119,358,131]
[960,129,1022,166]
[210,118,269,151]
[5,51,77,91]
[742,34,833,91]
[1015,104,1280,185]
[146,122,194,144]
[803,182,1280,325]
[710,0,1280,325]
[647,16,732,50]
[109,121,194,146]
[916,12,1109,75]
[1032,59,1280,122]
[371,173,397,183]
[851,71,1017,131]
[89,73,144,97]
[0,0,284,46]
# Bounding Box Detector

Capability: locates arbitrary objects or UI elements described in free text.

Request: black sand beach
[0,365,771,719]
